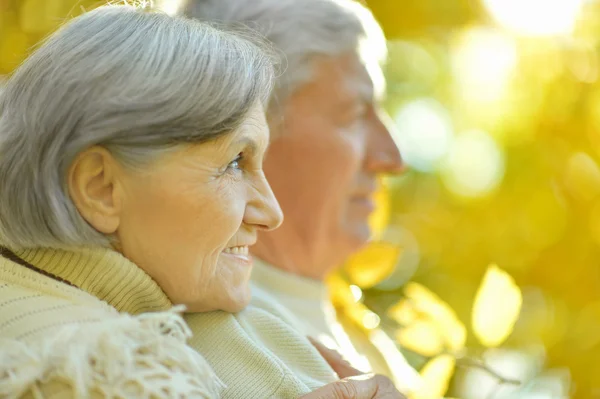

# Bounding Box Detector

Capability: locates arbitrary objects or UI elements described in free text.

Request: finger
[365,375,408,399]
[308,337,363,378]
[299,374,407,399]
[299,375,379,399]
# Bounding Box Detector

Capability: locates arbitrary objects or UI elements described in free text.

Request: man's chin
[333,224,373,265]
[346,221,373,247]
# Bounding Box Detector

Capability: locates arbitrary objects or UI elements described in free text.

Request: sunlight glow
[453,28,517,103]
[393,98,454,172]
[377,227,421,291]
[565,152,600,202]
[458,349,536,399]
[329,322,372,373]
[370,330,422,394]
[362,311,381,330]
[441,130,504,199]
[349,285,363,302]
[483,0,583,36]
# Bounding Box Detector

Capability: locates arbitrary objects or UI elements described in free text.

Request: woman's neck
[4,246,173,314]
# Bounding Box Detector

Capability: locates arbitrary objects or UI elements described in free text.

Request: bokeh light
[565,152,600,202]
[376,226,421,291]
[452,27,517,103]
[441,130,505,199]
[457,348,545,398]
[393,98,454,172]
[362,310,381,330]
[483,0,584,36]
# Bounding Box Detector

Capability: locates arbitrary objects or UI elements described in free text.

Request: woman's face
[116,104,283,312]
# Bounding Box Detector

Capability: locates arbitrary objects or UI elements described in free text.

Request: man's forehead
[348,71,384,104]
[314,53,386,103]
[364,58,386,102]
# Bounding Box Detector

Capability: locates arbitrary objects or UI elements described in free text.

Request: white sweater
[251,258,421,395]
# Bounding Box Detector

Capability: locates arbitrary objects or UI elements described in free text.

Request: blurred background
[1,0,598,398]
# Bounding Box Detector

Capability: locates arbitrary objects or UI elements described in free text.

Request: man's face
[255,53,404,278]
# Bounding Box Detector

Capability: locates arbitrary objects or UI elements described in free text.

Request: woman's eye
[226,154,243,172]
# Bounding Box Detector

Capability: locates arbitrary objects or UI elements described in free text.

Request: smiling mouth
[223,246,249,256]
[221,246,253,266]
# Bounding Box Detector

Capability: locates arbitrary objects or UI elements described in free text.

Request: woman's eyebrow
[233,136,258,153]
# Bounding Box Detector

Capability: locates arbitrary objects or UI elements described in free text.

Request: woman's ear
[68,146,124,234]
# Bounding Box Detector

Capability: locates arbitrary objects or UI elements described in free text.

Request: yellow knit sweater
[0,247,221,398]
[0,246,337,398]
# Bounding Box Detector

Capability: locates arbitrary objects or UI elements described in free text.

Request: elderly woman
[0,5,402,399]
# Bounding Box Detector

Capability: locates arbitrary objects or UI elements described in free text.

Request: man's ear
[67,146,124,234]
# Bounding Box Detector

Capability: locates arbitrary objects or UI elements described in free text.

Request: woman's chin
[182,289,252,314]
[222,297,251,313]
[223,286,253,312]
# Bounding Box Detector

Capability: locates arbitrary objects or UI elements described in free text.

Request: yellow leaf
[368,181,390,239]
[472,265,522,347]
[344,241,401,288]
[412,354,455,399]
[396,319,444,357]
[400,283,466,352]
[388,298,419,325]
[327,274,358,308]
[328,274,382,331]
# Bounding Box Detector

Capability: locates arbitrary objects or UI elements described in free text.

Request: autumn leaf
[390,283,466,353]
[344,241,401,288]
[472,265,522,347]
[368,181,391,239]
[396,319,444,357]
[412,354,456,399]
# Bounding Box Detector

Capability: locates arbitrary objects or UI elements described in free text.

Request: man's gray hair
[182,0,386,111]
[0,4,276,249]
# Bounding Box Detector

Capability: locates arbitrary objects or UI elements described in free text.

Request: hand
[306,337,407,398]
[308,337,363,378]
[299,374,406,399]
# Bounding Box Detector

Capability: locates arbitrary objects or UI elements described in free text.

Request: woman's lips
[223,246,249,256]
[222,246,253,264]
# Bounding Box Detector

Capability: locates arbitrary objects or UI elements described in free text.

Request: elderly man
[183,0,420,393]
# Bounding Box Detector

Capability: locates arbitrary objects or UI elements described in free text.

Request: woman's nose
[245,174,283,231]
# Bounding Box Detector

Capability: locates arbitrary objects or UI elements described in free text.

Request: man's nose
[365,110,405,174]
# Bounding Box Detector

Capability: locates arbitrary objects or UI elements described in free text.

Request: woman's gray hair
[181,0,387,111]
[0,4,277,249]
